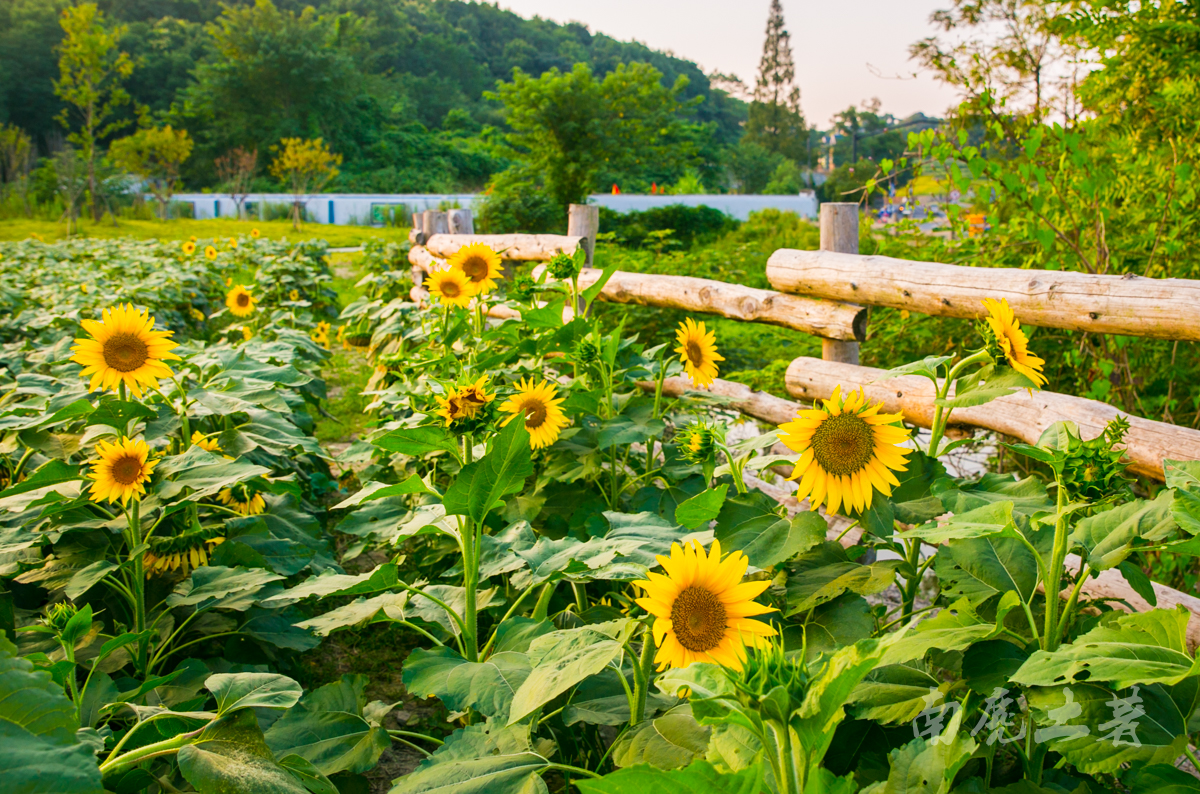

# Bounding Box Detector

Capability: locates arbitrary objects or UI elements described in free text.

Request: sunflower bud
[728,639,807,719]
[1060,416,1132,505]
[547,251,583,282]
[573,335,601,366]
[44,602,79,634]
[679,421,721,463]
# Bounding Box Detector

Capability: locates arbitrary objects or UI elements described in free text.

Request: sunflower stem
[928,349,991,458]
[632,628,656,724]
[1043,477,1070,652]
[127,499,148,677]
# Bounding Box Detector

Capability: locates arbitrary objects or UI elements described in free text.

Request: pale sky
[496,0,964,125]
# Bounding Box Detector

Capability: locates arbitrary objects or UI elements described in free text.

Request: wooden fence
[405,203,1200,640]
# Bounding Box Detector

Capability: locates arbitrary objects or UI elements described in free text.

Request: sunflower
[218,486,266,516]
[447,243,503,294]
[71,304,181,398]
[251,228,261,238]
[189,307,207,322]
[499,378,568,448]
[675,319,724,388]
[190,236,197,242]
[635,539,776,671]
[205,245,218,260]
[289,289,300,301]
[982,298,1048,388]
[425,267,475,308]
[143,529,225,577]
[191,431,223,454]
[182,241,196,255]
[241,327,252,341]
[224,276,232,287]
[79,284,88,294]
[778,385,912,515]
[226,286,256,317]
[435,376,494,426]
[87,437,158,505]
[228,237,238,249]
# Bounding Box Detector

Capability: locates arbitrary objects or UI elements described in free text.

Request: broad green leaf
[387,722,549,794]
[1164,460,1200,535]
[563,668,674,727]
[860,709,976,794]
[0,459,80,505]
[265,676,389,776]
[602,511,703,568]
[374,425,460,457]
[207,673,303,715]
[86,399,155,431]
[178,709,308,794]
[167,566,285,611]
[961,639,1030,695]
[154,446,271,502]
[64,560,119,600]
[934,532,1039,605]
[675,486,728,530]
[786,543,899,614]
[880,594,1020,666]
[611,704,710,770]
[277,755,339,794]
[443,419,533,524]
[263,564,401,607]
[514,535,642,585]
[715,492,825,569]
[403,647,531,720]
[797,594,874,660]
[333,476,431,509]
[0,721,104,794]
[0,631,80,743]
[576,760,762,794]
[1025,682,1187,775]
[1124,763,1200,794]
[874,356,953,383]
[1070,491,1176,571]
[899,502,1013,544]
[1012,607,1199,689]
[935,474,1052,517]
[848,663,942,724]
[295,593,410,636]
[508,620,637,725]
[936,367,1038,409]
[1119,560,1159,606]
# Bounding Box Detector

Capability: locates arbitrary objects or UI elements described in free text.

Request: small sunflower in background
[182,241,196,255]
[678,421,719,463]
[251,228,261,238]
[205,245,218,260]
[778,385,912,515]
[191,431,223,454]
[675,318,724,388]
[71,304,181,398]
[226,285,256,317]
[289,289,300,301]
[79,284,89,294]
[228,237,238,249]
[635,539,776,671]
[426,267,474,308]
[144,528,225,577]
[189,307,207,322]
[241,326,252,341]
[190,236,198,242]
[435,376,494,426]
[448,243,503,294]
[87,437,158,505]
[218,484,266,516]
[499,378,568,449]
[982,297,1048,387]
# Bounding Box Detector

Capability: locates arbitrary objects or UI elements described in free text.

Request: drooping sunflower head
[251,228,261,238]
[447,243,503,294]
[191,431,223,454]
[426,267,475,308]
[289,289,300,301]
[143,525,225,578]
[205,245,218,260]
[182,241,196,255]
[499,378,569,449]
[190,307,207,323]
[778,385,912,516]
[675,318,724,388]
[226,286,256,318]
[434,376,495,427]
[635,539,777,671]
[217,484,266,516]
[71,303,182,398]
[241,326,252,342]
[228,237,238,249]
[678,421,720,463]
[981,298,1048,388]
[88,437,158,505]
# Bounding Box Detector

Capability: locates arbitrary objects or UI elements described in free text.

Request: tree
[53,3,134,223]
[746,0,808,163]
[215,147,258,219]
[0,125,34,216]
[727,138,786,194]
[269,137,341,229]
[491,62,698,212]
[52,145,87,235]
[110,126,193,220]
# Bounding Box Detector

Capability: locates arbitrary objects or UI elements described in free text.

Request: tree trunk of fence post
[819,203,862,365]
[448,208,474,234]
[567,204,599,268]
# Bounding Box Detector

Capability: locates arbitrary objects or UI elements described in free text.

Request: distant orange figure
[612,184,620,195]
[651,182,658,194]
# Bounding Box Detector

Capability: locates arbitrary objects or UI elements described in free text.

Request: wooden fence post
[567,204,599,268]
[448,208,474,234]
[819,203,861,365]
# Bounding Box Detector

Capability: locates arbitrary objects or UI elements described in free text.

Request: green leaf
[0,459,80,502]
[387,722,549,794]
[295,593,410,636]
[961,639,1030,695]
[576,760,762,794]
[1071,491,1177,571]
[333,476,431,508]
[1012,607,1199,689]
[154,446,271,502]
[374,425,460,457]
[263,564,401,607]
[87,399,155,431]
[797,594,874,660]
[675,485,728,530]
[507,620,637,725]
[899,502,1014,544]
[602,511,701,569]
[935,474,1052,517]
[167,566,285,611]
[402,647,531,720]
[715,492,825,569]
[443,419,533,524]
[277,755,339,794]
[1164,460,1200,535]
[786,543,899,614]
[861,710,977,794]
[0,631,80,743]
[1025,682,1187,775]
[611,704,710,770]
[879,594,1019,666]
[935,367,1038,409]
[64,560,119,600]
[849,663,942,724]
[178,709,308,794]
[1119,560,1159,606]
[207,673,303,715]
[514,535,642,585]
[265,676,389,776]
[0,722,104,794]
[1124,763,1200,794]
[875,356,953,383]
[934,532,1040,606]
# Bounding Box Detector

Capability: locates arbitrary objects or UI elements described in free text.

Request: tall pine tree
[746,0,807,162]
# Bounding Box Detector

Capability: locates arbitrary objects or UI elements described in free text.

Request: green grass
[316,250,376,446]
[0,216,412,246]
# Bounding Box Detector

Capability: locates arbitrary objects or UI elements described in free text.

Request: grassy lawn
[0,216,412,246]
[316,251,376,447]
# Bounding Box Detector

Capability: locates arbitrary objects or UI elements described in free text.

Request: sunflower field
[4,232,1200,794]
